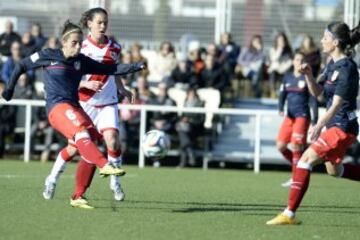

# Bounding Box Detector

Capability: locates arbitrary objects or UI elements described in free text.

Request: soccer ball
[142,130,170,158]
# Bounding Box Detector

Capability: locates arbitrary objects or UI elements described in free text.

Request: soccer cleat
[281,178,293,188]
[43,179,56,200]
[70,197,94,209]
[112,183,125,201]
[99,164,126,177]
[266,213,300,225]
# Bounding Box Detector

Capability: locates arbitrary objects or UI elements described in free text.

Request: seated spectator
[13,73,35,99]
[119,88,145,153]
[218,32,240,84]
[186,41,205,84]
[43,37,60,50]
[167,56,196,107]
[149,41,177,82]
[235,34,266,98]
[207,43,220,59]
[21,32,36,57]
[298,34,321,77]
[150,82,177,134]
[1,41,34,84]
[31,23,47,51]
[120,50,136,85]
[0,20,21,57]
[267,32,293,98]
[132,75,155,103]
[30,106,54,162]
[0,82,17,158]
[176,88,204,168]
[199,54,226,91]
[130,42,149,78]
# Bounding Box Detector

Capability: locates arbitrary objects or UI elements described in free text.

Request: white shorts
[80,102,120,133]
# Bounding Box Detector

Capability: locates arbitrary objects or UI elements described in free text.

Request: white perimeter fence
[0,99,279,173]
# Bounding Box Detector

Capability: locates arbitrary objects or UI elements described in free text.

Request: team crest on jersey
[298,80,305,88]
[331,71,339,81]
[110,51,118,61]
[74,61,81,71]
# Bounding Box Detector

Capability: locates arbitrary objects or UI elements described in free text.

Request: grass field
[1,160,360,240]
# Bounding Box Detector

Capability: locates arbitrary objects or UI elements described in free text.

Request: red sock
[288,164,311,211]
[107,148,121,158]
[342,164,360,181]
[291,151,302,174]
[280,148,293,163]
[60,148,74,162]
[72,159,96,200]
[75,137,108,168]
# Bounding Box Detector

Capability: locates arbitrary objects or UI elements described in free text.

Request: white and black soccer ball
[142,130,170,159]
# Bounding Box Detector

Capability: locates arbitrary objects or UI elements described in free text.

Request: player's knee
[66,144,78,156]
[104,130,119,151]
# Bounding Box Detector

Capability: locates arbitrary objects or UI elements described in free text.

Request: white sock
[283,208,295,218]
[109,155,122,188]
[46,154,67,184]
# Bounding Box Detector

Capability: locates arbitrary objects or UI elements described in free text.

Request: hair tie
[62,29,82,39]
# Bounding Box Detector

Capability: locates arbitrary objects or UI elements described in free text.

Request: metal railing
[0,99,278,173]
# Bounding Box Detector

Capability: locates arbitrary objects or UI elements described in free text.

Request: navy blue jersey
[279,71,318,124]
[319,57,359,135]
[6,48,143,112]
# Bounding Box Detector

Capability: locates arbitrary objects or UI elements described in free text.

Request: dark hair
[160,41,174,53]
[79,7,108,29]
[248,34,262,52]
[327,21,360,56]
[273,32,292,56]
[293,49,306,58]
[61,20,82,40]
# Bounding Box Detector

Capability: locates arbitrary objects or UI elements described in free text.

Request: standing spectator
[0,20,21,57]
[21,32,37,57]
[1,41,34,84]
[235,34,266,98]
[0,82,17,158]
[31,23,47,51]
[149,41,177,82]
[176,88,204,168]
[298,35,321,78]
[268,32,293,98]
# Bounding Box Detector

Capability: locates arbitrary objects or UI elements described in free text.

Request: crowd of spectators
[1,20,359,166]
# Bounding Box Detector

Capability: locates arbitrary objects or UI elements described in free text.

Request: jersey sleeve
[80,54,144,76]
[5,50,49,91]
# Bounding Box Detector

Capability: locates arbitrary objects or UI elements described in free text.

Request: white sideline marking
[0,174,137,179]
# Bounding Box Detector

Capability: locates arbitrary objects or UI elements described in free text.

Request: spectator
[186,40,205,88]
[13,73,35,99]
[199,54,226,91]
[31,23,47,51]
[133,75,155,103]
[235,34,266,98]
[21,32,36,57]
[30,106,54,162]
[268,32,293,98]
[150,82,177,134]
[207,43,220,59]
[176,88,204,168]
[43,37,60,50]
[218,32,240,81]
[130,42,149,78]
[0,20,21,57]
[149,41,177,82]
[120,50,136,86]
[1,41,34,84]
[298,34,321,77]
[0,82,17,158]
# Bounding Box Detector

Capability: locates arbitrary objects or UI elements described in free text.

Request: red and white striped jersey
[79,36,121,106]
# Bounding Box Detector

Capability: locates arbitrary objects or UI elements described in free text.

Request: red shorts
[277,116,310,145]
[48,103,95,140]
[310,127,356,164]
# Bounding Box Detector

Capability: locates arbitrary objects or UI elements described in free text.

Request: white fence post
[138,107,147,168]
[254,113,261,173]
[24,103,32,163]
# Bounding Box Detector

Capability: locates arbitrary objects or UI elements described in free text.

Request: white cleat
[43,179,56,200]
[112,183,125,201]
[281,178,293,188]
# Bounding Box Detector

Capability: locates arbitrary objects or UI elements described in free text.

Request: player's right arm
[2,51,49,101]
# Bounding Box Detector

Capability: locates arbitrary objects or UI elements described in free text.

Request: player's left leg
[43,144,78,200]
